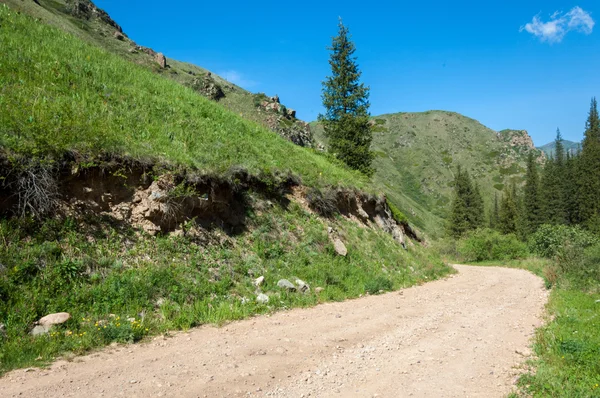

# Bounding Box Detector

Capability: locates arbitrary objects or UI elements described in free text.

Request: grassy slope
[1,0,303,140]
[0,5,362,188]
[314,112,544,237]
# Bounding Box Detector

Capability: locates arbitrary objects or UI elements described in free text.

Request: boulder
[315,287,325,294]
[333,239,348,256]
[277,279,296,292]
[38,312,71,327]
[285,108,296,119]
[254,276,265,287]
[31,325,51,336]
[295,279,310,294]
[113,31,125,41]
[256,293,270,304]
[154,52,167,69]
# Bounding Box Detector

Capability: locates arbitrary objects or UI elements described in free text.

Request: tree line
[450,98,600,238]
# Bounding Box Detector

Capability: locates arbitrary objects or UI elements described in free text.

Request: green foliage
[577,98,600,225]
[0,202,452,373]
[456,229,528,262]
[319,19,373,176]
[498,184,519,235]
[387,199,408,224]
[519,289,600,397]
[364,277,393,294]
[528,224,598,259]
[522,151,542,235]
[448,166,484,237]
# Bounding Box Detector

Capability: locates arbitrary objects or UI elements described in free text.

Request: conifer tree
[522,151,542,234]
[448,166,484,237]
[563,151,579,225]
[320,19,373,175]
[489,192,500,230]
[540,130,566,225]
[577,97,600,226]
[499,184,519,235]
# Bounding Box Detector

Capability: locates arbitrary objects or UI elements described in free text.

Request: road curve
[0,265,548,398]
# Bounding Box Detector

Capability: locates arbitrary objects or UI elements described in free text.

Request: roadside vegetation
[0,199,450,374]
[441,98,600,397]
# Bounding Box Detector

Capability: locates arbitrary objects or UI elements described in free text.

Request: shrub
[457,228,528,262]
[529,224,598,258]
[306,188,338,217]
[364,276,393,294]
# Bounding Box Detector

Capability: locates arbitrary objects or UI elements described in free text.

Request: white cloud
[218,70,258,88]
[521,6,595,43]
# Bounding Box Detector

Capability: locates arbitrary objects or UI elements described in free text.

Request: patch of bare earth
[0,265,548,397]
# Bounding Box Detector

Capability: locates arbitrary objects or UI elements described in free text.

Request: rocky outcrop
[66,0,124,33]
[253,94,314,147]
[191,73,225,101]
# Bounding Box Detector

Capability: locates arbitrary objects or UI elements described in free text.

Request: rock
[31,325,51,336]
[295,279,310,294]
[333,239,348,257]
[285,108,296,119]
[277,279,296,292]
[256,293,269,304]
[113,31,125,41]
[38,312,71,327]
[315,287,325,294]
[254,276,265,287]
[154,52,167,68]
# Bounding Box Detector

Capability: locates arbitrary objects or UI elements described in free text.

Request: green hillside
[0,3,453,373]
[1,0,313,146]
[538,139,581,157]
[314,111,545,237]
[0,3,359,187]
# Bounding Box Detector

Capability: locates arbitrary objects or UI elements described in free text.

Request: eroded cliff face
[0,158,416,246]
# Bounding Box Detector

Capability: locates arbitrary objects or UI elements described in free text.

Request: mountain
[537,140,581,157]
[313,111,545,237]
[1,0,314,146]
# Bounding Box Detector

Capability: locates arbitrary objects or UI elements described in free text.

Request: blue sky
[95,1,599,145]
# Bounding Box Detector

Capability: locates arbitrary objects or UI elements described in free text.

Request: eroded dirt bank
[0,265,548,398]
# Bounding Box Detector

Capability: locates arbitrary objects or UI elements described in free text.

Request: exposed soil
[0,265,548,398]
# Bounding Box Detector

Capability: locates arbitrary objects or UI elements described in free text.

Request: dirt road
[0,265,548,398]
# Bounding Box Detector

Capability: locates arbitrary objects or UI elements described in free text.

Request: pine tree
[489,192,500,230]
[577,97,600,226]
[563,151,579,225]
[522,152,542,234]
[540,130,566,224]
[448,166,484,237]
[499,184,519,235]
[319,19,373,175]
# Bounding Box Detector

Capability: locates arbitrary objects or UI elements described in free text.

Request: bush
[364,276,393,294]
[557,243,600,288]
[529,224,598,258]
[457,228,528,262]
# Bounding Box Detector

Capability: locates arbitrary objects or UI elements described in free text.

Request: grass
[0,197,452,374]
[0,5,364,189]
